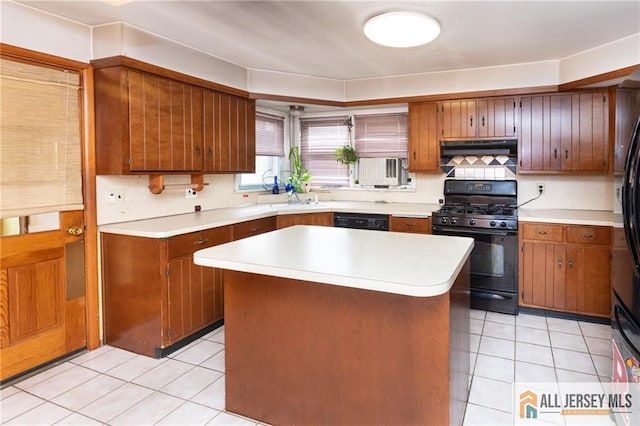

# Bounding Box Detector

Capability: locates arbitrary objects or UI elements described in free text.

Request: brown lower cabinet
[519,222,611,318]
[390,216,431,233]
[276,212,334,229]
[102,217,279,357]
[102,226,232,357]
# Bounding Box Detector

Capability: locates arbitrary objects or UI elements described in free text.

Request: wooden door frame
[1,43,100,351]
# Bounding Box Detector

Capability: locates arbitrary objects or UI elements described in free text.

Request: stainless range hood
[440,139,517,157]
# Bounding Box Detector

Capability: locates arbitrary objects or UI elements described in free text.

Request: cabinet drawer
[390,216,431,234]
[566,225,610,245]
[521,223,564,242]
[167,226,232,259]
[232,216,277,240]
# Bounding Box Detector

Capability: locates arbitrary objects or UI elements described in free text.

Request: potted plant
[287,146,312,193]
[335,145,358,165]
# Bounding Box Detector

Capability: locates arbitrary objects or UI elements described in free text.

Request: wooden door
[569,91,609,172]
[128,70,203,172]
[565,244,610,317]
[440,100,476,139]
[477,98,516,138]
[408,102,439,172]
[203,90,255,173]
[0,211,86,381]
[520,241,565,310]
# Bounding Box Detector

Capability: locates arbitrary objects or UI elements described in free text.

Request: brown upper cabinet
[94,67,205,174]
[613,88,640,174]
[93,57,256,175]
[203,90,256,173]
[440,98,516,140]
[408,102,439,172]
[518,90,609,173]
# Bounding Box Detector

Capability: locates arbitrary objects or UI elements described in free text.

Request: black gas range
[432,179,519,315]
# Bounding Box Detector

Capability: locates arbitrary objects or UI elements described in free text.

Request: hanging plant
[335,145,358,165]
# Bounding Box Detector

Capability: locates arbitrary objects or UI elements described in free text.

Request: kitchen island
[194,225,473,425]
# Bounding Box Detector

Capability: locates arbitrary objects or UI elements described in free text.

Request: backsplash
[442,154,518,179]
[96,173,615,225]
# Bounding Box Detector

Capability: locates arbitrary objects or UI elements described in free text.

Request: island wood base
[223,261,470,426]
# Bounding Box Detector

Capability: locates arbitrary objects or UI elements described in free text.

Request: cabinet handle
[565,149,568,159]
[250,226,261,232]
[558,257,563,268]
[193,237,210,245]
[568,257,573,268]
[537,230,548,235]
[554,149,558,159]
[195,146,202,157]
[413,151,416,160]
[207,148,213,158]
[481,115,485,127]
[469,116,473,127]
[406,223,416,227]
[580,233,595,239]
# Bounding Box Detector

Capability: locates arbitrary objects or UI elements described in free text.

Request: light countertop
[98,201,439,238]
[97,200,618,239]
[193,225,474,297]
[517,208,615,227]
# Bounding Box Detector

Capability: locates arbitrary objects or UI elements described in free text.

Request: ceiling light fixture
[363,11,440,48]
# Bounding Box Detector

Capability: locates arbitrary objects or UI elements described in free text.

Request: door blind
[0,58,83,218]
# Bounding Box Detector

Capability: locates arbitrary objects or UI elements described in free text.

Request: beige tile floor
[0,311,612,425]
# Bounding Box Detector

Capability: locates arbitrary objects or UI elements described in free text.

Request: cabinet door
[519,94,572,172]
[520,241,566,310]
[127,70,203,172]
[440,100,476,139]
[565,245,610,317]
[390,216,431,234]
[568,91,609,172]
[166,257,191,345]
[203,90,256,173]
[277,213,334,229]
[477,98,516,138]
[408,102,439,172]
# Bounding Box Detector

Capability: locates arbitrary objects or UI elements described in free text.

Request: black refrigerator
[612,115,640,425]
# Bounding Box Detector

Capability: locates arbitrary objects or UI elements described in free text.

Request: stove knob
[489,221,497,227]
[440,217,448,224]
[469,219,476,226]
[500,221,507,228]
[450,218,457,225]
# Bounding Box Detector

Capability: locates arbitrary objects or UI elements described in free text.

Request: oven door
[433,225,519,312]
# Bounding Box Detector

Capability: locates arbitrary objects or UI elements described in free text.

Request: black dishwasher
[333,213,389,231]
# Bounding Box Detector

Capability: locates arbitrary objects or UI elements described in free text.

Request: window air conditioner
[358,158,401,186]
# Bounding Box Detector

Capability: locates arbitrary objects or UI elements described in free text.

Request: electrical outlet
[185,188,198,199]
[537,183,545,195]
[106,189,124,205]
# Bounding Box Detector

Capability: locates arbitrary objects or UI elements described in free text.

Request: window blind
[256,112,285,157]
[0,58,83,218]
[354,113,408,158]
[300,117,350,186]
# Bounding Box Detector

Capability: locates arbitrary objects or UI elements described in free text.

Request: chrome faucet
[287,190,301,204]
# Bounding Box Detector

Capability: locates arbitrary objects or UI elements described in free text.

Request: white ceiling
[16,0,640,81]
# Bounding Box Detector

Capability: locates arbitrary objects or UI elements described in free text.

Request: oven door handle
[432,226,515,236]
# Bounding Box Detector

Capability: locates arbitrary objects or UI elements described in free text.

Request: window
[299,117,350,187]
[354,113,408,158]
[239,111,285,190]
